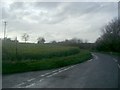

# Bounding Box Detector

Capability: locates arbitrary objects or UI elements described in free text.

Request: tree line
[2,33,89,45]
[2,33,46,44]
[95,18,120,52]
[2,18,119,53]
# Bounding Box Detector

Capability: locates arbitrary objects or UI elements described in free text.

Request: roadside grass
[96,51,120,57]
[109,52,120,57]
[3,50,92,74]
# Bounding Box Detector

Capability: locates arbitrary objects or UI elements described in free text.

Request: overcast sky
[0,1,118,43]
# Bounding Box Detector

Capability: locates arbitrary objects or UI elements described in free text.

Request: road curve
[2,53,118,88]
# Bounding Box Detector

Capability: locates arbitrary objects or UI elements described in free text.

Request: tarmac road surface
[2,53,119,88]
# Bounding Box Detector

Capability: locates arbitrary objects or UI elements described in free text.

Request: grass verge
[3,50,92,74]
[96,51,120,57]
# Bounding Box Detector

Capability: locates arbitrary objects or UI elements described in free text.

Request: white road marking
[59,67,71,72]
[87,59,93,62]
[42,66,75,78]
[25,83,36,88]
[17,79,44,88]
[52,70,58,73]
[118,64,120,69]
[70,65,75,68]
[58,67,65,71]
[39,79,44,82]
[58,70,62,73]
[47,72,58,77]
[16,65,76,88]
[92,54,98,60]
[41,72,50,77]
[14,82,25,88]
[27,78,35,82]
[41,67,65,77]
[63,68,69,71]
[113,58,117,62]
[46,66,75,78]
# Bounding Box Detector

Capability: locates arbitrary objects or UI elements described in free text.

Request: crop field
[2,41,92,74]
[3,42,80,60]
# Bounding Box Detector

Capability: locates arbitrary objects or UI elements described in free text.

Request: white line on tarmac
[92,54,98,60]
[15,65,76,88]
[52,70,58,73]
[14,82,25,88]
[41,66,75,78]
[58,67,66,71]
[52,67,64,73]
[27,78,35,82]
[87,59,93,62]
[39,79,44,82]
[47,72,58,78]
[41,67,65,77]
[46,66,75,78]
[41,72,51,77]
[18,79,44,88]
[25,83,36,88]
[118,64,120,69]
[63,68,69,71]
[113,58,117,62]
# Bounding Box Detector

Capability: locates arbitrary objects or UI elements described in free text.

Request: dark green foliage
[2,50,92,74]
[95,18,120,52]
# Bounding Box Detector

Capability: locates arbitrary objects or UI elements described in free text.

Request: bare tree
[22,33,29,43]
[70,38,83,43]
[37,37,45,44]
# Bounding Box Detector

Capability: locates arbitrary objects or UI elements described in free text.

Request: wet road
[2,53,119,88]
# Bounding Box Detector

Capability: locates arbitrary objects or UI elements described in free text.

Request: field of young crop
[2,41,92,74]
[3,42,80,60]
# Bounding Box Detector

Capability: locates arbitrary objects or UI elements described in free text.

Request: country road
[2,53,119,88]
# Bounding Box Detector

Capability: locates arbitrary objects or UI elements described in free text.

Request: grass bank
[3,50,92,74]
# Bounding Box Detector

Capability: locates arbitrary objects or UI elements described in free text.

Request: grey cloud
[62,2,117,17]
[0,2,118,43]
[9,2,25,11]
[6,2,116,25]
[2,8,8,19]
[33,2,61,9]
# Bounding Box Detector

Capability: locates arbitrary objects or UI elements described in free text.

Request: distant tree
[70,38,83,44]
[37,37,45,44]
[2,37,12,42]
[22,33,29,43]
[50,40,57,44]
[5,37,11,41]
[84,39,88,43]
[78,39,83,43]
[14,37,19,42]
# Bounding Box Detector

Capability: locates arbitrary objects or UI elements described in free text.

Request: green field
[2,41,92,74]
[3,42,80,60]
